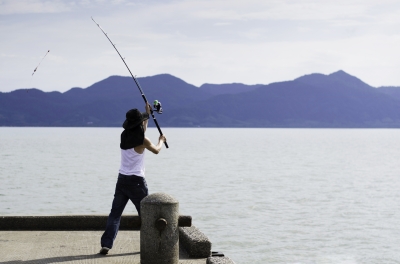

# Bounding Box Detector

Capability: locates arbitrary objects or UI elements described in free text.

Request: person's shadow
[0,252,140,264]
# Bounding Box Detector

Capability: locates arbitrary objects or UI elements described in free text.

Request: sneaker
[99,247,110,255]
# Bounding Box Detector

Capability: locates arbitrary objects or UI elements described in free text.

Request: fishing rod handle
[152,115,169,148]
[156,123,169,148]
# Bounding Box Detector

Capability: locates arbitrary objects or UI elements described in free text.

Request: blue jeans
[101,174,148,249]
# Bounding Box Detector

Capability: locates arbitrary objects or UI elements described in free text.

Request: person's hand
[145,102,152,115]
[159,135,166,143]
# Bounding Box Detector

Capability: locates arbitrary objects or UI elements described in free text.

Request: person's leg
[101,179,129,249]
[123,176,148,216]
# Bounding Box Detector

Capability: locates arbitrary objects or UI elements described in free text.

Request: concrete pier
[0,230,205,263]
[0,215,228,263]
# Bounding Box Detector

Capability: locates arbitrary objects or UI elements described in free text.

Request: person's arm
[143,135,166,154]
[142,103,151,132]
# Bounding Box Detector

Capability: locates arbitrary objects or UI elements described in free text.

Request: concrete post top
[141,193,178,205]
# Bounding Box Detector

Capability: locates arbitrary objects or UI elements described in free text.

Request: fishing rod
[91,17,168,148]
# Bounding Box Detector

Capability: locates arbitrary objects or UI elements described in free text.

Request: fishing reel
[153,100,163,114]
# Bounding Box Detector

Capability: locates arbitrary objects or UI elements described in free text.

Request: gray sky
[1,0,400,92]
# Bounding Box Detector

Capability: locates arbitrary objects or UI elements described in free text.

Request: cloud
[1,0,400,92]
[101,0,400,45]
[0,0,72,15]
[0,0,140,15]
[184,0,399,22]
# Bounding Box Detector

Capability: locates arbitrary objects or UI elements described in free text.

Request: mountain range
[1,70,400,127]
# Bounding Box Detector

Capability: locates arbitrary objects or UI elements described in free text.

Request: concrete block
[0,215,141,230]
[207,256,236,264]
[179,226,211,258]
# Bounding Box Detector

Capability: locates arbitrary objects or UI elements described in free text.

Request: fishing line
[32,50,50,76]
[28,49,50,93]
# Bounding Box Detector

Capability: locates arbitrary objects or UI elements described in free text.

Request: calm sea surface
[1,127,400,264]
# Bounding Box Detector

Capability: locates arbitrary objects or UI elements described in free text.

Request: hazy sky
[1,0,400,92]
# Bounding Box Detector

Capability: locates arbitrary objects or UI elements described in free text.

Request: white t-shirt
[119,148,145,177]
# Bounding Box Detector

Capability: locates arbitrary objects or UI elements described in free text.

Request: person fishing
[100,102,167,255]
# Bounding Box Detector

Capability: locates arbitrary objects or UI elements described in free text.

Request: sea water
[1,127,400,264]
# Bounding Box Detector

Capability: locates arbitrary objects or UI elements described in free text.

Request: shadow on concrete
[0,252,140,264]
[179,246,205,260]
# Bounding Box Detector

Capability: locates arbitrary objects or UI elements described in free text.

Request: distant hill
[199,83,263,95]
[376,86,400,101]
[0,74,211,126]
[2,71,400,127]
[162,71,400,127]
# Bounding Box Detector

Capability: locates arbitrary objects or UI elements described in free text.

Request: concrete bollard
[140,193,180,264]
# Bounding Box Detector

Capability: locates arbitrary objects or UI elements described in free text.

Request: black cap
[122,109,149,129]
